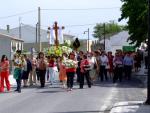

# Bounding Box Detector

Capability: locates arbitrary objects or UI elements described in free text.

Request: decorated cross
[48,21,65,47]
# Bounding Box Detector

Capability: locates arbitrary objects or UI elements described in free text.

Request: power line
[41,7,120,11]
[0,10,36,20]
[41,23,96,28]
[65,23,96,28]
[0,7,120,20]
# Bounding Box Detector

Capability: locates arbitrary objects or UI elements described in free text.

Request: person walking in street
[107,51,114,79]
[76,51,84,83]
[99,51,108,81]
[113,52,123,83]
[66,52,77,91]
[134,52,142,72]
[21,55,28,87]
[94,51,100,81]
[36,56,40,83]
[80,54,92,89]
[0,55,10,92]
[123,52,134,80]
[48,55,56,85]
[29,55,37,85]
[13,54,22,93]
[58,56,67,88]
[37,52,47,88]
[144,50,148,69]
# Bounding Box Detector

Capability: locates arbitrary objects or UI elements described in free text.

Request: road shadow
[37,90,66,93]
[53,110,110,113]
[92,76,145,89]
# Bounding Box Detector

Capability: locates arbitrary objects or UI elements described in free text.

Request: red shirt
[80,59,90,73]
[48,60,55,67]
[0,61,9,72]
[66,68,76,73]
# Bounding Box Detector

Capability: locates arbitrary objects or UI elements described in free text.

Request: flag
[50,29,55,45]
[15,42,18,51]
[19,43,21,50]
[58,27,64,44]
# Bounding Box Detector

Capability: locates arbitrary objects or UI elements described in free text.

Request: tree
[119,0,148,47]
[93,21,122,40]
[120,0,150,105]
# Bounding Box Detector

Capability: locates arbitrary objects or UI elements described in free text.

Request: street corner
[110,101,144,113]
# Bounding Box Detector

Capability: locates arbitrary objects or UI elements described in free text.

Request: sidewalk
[110,65,150,113]
[133,65,147,87]
[110,101,150,113]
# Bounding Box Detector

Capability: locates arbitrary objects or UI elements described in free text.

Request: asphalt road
[0,78,146,113]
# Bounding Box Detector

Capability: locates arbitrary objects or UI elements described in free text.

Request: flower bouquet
[62,59,77,68]
[61,46,72,55]
[44,45,72,57]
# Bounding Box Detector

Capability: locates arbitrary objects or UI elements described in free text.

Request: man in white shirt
[99,51,108,81]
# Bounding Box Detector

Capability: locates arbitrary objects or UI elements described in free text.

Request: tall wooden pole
[53,22,59,47]
[103,23,106,51]
[38,7,41,51]
[145,0,150,105]
[88,28,90,52]
[19,17,22,39]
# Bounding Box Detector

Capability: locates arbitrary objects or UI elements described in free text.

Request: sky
[0,0,127,39]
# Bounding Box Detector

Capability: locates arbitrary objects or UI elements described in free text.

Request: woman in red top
[66,52,77,91]
[80,54,91,89]
[107,52,114,79]
[48,56,56,85]
[0,55,10,92]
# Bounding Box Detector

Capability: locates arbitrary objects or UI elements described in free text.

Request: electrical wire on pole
[38,7,41,52]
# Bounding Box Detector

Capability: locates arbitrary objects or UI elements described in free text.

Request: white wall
[0,38,11,60]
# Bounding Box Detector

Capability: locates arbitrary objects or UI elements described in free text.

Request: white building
[0,33,23,60]
[100,31,133,54]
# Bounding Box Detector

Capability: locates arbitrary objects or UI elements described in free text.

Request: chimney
[7,25,10,33]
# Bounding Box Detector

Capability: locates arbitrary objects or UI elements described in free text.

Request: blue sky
[0,0,127,39]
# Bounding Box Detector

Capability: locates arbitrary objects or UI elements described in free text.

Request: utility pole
[19,17,22,39]
[36,23,38,43]
[38,7,41,51]
[84,28,90,52]
[88,28,90,52]
[145,0,150,105]
[6,25,10,33]
[103,23,106,51]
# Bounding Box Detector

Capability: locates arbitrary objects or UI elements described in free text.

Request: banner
[58,27,64,44]
[50,29,55,45]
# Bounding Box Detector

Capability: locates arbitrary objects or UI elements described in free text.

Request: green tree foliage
[93,21,122,40]
[119,0,148,47]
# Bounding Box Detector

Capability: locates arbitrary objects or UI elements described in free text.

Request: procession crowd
[0,49,143,93]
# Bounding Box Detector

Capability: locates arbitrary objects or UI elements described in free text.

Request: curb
[110,101,144,113]
[132,69,147,87]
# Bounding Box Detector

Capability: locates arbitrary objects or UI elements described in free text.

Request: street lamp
[84,28,90,52]
[103,23,106,51]
[47,27,50,47]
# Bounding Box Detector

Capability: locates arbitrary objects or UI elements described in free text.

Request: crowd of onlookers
[0,49,144,93]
